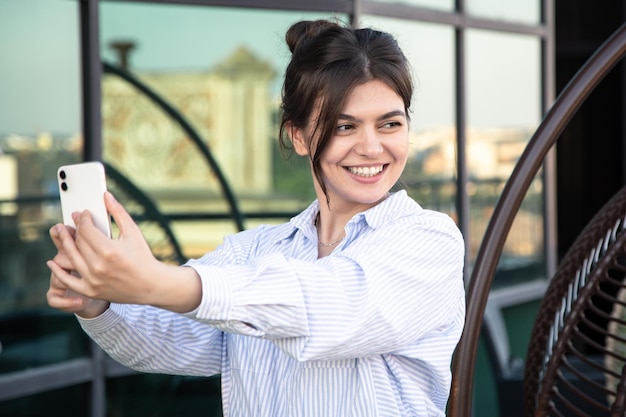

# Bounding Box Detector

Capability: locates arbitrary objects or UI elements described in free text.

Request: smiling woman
[289,79,411,254]
[0,0,592,415]
[45,19,466,417]
[291,80,409,218]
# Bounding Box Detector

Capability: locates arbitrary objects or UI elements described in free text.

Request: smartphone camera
[59,170,68,191]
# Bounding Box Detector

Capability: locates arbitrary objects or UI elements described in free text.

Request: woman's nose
[356,129,384,157]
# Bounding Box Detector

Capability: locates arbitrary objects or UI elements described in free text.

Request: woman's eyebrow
[378,110,406,120]
[338,110,407,122]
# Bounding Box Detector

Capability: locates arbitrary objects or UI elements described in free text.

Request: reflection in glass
[0,384,89,416]
[467,0,540,24]
[367,0,454,12]
[100,4,344,257]
[361,16,457,218]
[106,374,222,416]
[0,0,84,375]
[466,29,543,285]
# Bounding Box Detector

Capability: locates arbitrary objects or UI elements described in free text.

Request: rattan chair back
[524,185,626,416]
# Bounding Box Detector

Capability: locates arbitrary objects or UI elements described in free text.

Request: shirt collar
[289,200,320,235]
[288,190,420,236]
[356,190,421,229]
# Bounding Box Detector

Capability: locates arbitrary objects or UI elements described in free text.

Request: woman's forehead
[340,80,405,116]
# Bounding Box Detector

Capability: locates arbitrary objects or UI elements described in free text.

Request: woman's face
[292,79,410,213]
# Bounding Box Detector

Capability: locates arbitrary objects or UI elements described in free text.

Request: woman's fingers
[46,268,85,311]
[49,223,75,253]
[52,251,74,271]
[104,192,137,239]
[46,262,110,317]
[66,192,120,258]
[47,260,88,296]
[49,222,90,277]
[47,192,161,307]
[46,193,139,314]
[71,193,131,274]
[54,220,93,280]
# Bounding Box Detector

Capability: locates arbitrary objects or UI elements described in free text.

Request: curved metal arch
[102,61,246,232]
[448,23,626,416]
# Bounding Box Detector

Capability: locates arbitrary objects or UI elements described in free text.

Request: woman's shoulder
[373,191,458,228]
[364,192,463,248]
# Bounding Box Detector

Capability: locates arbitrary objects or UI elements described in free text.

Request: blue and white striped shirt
[79,190,465,416]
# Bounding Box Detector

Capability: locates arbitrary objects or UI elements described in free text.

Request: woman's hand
[46,192,202,316]
[46,225,110,318]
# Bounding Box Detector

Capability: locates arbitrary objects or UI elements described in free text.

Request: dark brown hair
[278,19,413,203]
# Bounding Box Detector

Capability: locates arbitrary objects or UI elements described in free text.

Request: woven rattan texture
[524,185,626,416]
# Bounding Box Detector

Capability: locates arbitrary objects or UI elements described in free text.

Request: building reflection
[0,45,544,310]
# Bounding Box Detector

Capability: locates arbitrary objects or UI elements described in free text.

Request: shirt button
[209,306,220,317]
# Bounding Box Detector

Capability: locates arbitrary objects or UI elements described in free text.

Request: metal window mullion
[351,0,362,28]
[90,342,106,417]
[80,0,103,162]
[79,2,106,416]
[101,0,353,13]
[542,0,558,280]
[361,1,546,37]
[455,0,471,284]
[0,359,93,402]
[622,1,626,186]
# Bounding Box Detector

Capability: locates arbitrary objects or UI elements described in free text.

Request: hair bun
[285,19,339,54]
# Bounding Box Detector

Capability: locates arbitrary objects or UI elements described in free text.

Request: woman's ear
[287,122,310,156]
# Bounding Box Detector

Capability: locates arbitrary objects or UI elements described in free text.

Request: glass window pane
[106,374,222,416]
[100,4,345,259]
[0,384,90,416]
[0,0,84,377]
[467,0,541,25]
[466,29,543,286]
[360,16,457,218]
[367,0,454,11]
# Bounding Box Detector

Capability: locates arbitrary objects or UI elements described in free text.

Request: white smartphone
[57,161,112,237]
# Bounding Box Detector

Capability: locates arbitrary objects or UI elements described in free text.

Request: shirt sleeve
[77,302,224,377]
[74,227,266,376]
[186,211,466,362]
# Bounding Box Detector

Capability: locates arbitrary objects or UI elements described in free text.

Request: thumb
[104,192,136,237]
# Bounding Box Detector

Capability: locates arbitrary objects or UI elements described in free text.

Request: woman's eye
[337,124,354,132]
[382,121,402,129]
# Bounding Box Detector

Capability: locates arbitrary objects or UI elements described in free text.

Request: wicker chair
[524,185,626,416]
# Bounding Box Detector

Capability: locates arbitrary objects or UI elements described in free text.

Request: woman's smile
[346,164,387,177]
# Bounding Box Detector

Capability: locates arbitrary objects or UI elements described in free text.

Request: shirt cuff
[184,263,233,321]
[76,303,127,334]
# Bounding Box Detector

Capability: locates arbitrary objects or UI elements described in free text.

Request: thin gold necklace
[318,234,345,247]
[315,214,345,247]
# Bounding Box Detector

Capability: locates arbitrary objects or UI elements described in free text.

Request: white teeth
[348,165,384,177]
